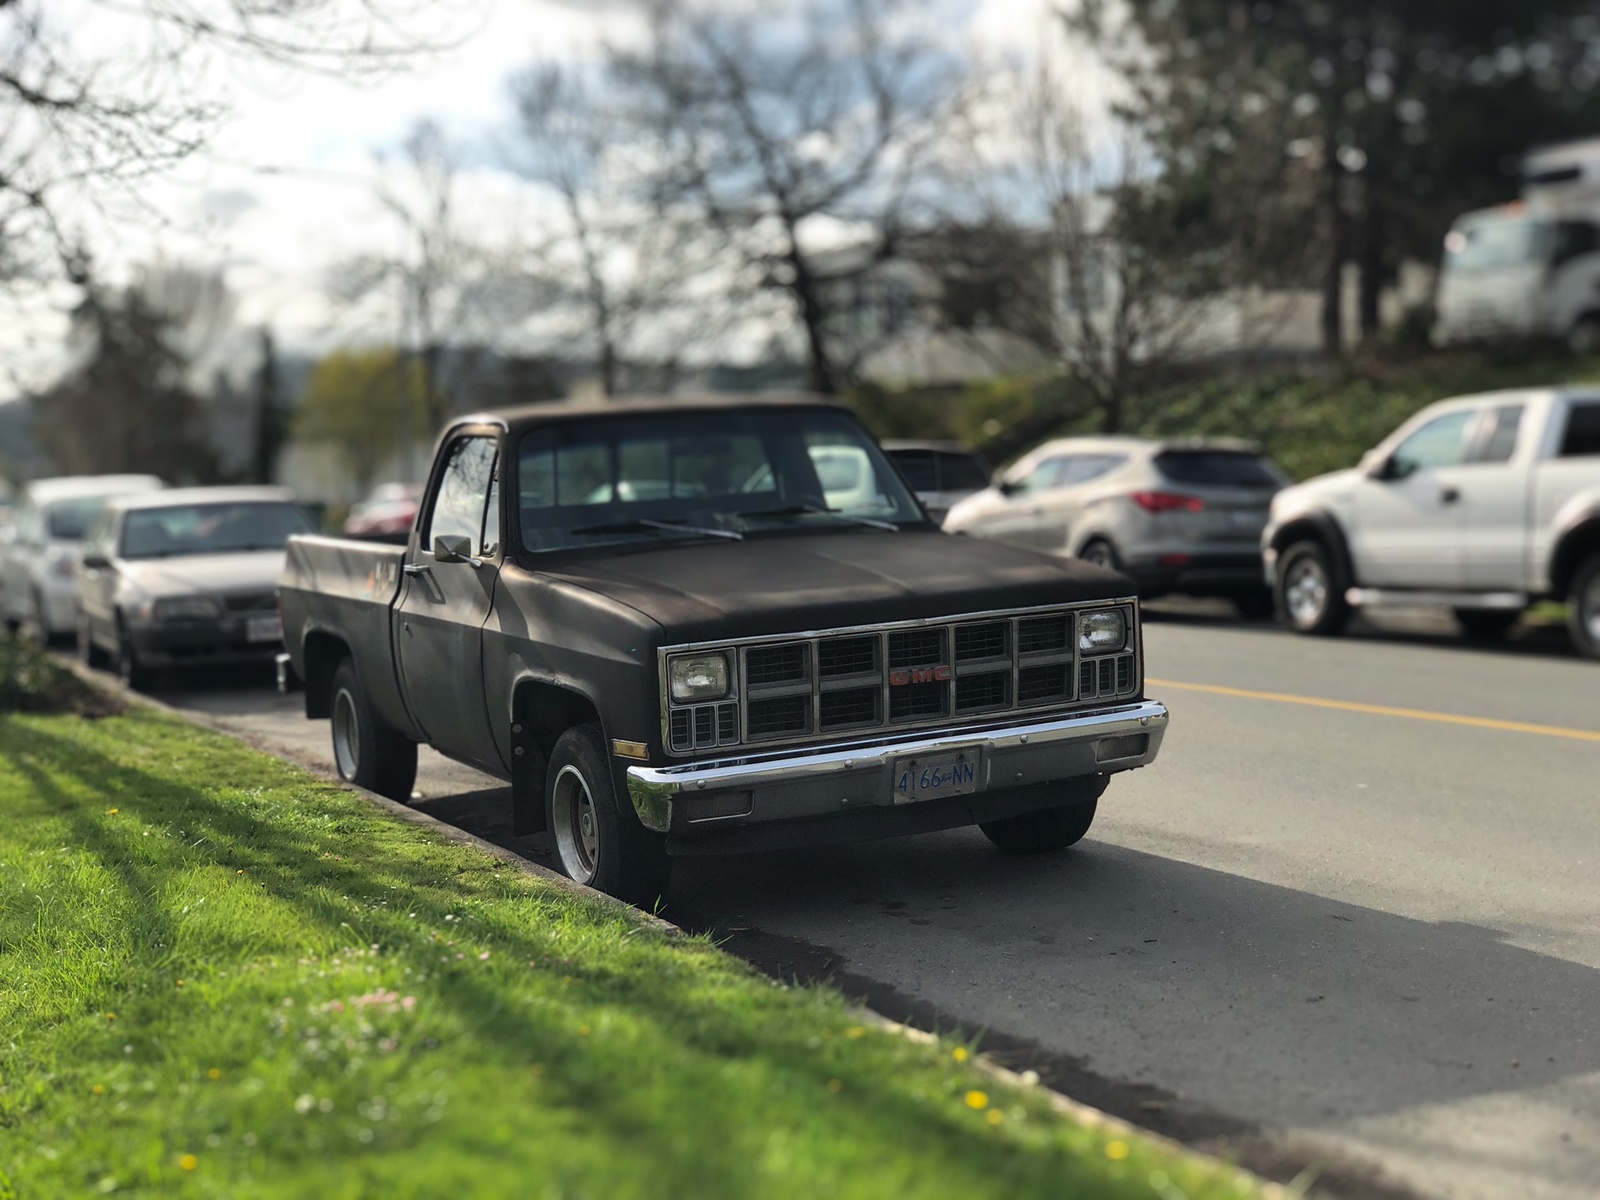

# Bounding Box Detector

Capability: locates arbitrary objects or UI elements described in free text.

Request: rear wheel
[980,777,1106,854]
[545,723,671,907]
[1079,539,1119,572]
[1275,540,1350,636]
[1568,553,1600,661]
[329,657,418,801]
[1454,608,1521,641]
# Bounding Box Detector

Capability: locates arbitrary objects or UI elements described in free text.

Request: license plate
[1227,508,1264,531]
[246,614,282,643]
[892,749,982,805]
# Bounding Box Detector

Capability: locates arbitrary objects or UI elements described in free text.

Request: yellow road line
[1146,678,1600,744]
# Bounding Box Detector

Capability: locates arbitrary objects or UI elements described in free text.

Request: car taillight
[1129,491,1205,513]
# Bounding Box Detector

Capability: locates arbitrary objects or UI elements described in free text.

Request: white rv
[1434,137,1600,352]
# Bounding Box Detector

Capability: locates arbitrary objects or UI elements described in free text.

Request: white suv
[1263,389,1600,658]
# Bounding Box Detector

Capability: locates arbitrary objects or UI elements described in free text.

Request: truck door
[394,433,504,772]
[1352,408,1477,588]
[1460,402,1530,590]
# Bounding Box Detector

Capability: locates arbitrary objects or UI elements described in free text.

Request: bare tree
[607,0,958,395]
[0,0,471,288]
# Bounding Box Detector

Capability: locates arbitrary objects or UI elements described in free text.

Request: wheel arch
[508,678,609,833]
[1270,511,1357,589]
[302,630,351,720]
[1550,514,1600,599]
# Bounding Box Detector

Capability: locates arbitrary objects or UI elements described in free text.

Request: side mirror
[432,534,478,564]
[82,552,110,570]
[1361,449,1393,480]
[996,478,1020,497]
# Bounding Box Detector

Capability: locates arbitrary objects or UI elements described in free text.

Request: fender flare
[1549,502,1600,598]
[1269,511,1359,591]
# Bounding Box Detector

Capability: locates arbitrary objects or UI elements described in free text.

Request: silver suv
[944,437,1289,617]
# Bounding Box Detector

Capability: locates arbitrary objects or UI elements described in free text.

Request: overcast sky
[3,0,1116,399]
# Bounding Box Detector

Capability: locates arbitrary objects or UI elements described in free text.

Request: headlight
[147,596,222,621]
[669,652,729,702]
[1078,610,1127,654]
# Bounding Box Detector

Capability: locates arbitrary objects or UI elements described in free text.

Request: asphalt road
[151,605,1600,1200]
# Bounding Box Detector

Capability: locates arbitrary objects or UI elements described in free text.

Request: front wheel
[1275,540,1350,636]
[980,776,1107,854]
[1569,553,1600,660]
[77,614,109,670]
[1078,538,1119,572]
[114,620,155,692]
[329,657,418,802]
[545,723,671,907]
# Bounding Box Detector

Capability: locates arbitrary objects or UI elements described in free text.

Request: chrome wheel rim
[1284,558,1328,628]
[1082,543,1114,569]
[332,688,360,781]
[552,764,600,884]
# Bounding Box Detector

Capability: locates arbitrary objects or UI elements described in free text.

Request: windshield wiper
[570,518,742,542]
[735,503,901,533]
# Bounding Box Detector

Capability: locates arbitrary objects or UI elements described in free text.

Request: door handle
[1440,486,1461,504]
[403,563,429,576]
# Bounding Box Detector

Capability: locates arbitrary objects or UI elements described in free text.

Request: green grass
[0,705,1269,1199]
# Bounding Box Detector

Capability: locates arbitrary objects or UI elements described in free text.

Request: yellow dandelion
[106,808,119,815]
[577,1024,591,1038]
[986,1109,1004,1126]
[827,1078,844,1094]
[845,1026,866,1039]
[965,1090,989,1110]
[1105,1139,1130,1161]
[952,1046,969,1063]
[176,980,185,988]
[207,1068,221,1080]
[105,1012,116,1022]
[179,1154,198,1171]
[92,1084,105,1096]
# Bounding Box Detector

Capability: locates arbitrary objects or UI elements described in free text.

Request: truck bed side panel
[278,535,416,737]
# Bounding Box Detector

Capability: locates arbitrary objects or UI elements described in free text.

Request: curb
[54,652,1287,1195]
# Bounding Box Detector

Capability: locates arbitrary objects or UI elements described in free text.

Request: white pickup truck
[1262,388,1600,658]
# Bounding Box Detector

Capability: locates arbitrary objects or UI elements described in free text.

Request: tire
[545,723,671,907]
[1232,588,1277,622]
[114,619,155,692]
[77,613,109,670]
[979,776,1107,855]
[329,657,418,802]
[1569,317,1600,357]
[1275,539,1350,636]
[1568,553,1600,661]
[1454,608,1520,641]
[1079,538,1120,572]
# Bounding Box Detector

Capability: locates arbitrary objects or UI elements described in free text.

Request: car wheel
[1568,553,1600,660]
[114,621,155,692]
[77,614,110,669]
[1275,540,1350,636]
[1454,608,1521,641]
[330,657,418,802]
[1079,538,1119,572]
[1570,317,1600,357]
[1232,588,1276,622]
[979,776,1106,854]
[545,723,671,907]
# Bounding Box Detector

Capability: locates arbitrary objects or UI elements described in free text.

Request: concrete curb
[53,652,1285,1194]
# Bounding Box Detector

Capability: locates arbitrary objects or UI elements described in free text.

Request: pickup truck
[277,396,1169,905]
[1263,387,1600,657]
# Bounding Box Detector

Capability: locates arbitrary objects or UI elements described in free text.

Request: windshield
[886,449,991,492]
[1443,217,1551,272]
[515,408,925,553]
[120,502,315,560]
[45,496,113,540]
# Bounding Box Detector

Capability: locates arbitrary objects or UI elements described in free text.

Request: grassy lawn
[0,696,1269,1198]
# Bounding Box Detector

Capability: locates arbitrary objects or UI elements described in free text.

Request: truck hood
[543,529,1133,643]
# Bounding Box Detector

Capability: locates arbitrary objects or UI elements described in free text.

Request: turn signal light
[1130,490,1205,513]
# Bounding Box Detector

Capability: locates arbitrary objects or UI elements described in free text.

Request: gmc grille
[663,603,1139,755]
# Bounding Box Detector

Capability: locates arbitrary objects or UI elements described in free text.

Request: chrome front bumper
[625,700,1168,835]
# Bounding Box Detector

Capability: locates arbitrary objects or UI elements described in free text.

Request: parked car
[1264,388,1600,657]
[278,397,1169,905]
[881,440,993,524]
[0,475,165,643]
[944,437,1289,618]
[76,487,317,688]
[343,482,422,542]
